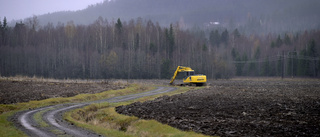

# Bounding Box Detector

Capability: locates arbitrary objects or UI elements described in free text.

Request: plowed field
[0,79,125,104]
[116,79,320,136]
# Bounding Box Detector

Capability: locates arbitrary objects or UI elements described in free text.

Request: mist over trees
[1,15,320,79]
[11,0,320,35]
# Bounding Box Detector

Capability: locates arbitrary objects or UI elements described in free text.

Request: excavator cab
[183,71,195,81]
[185,71,195,77]
[170,66,206,86]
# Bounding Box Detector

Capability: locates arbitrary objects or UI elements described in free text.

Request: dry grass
[66,102,207,137]
[65,86,208,137]
[0,75,132,85]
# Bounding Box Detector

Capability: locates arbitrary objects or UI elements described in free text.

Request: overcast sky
[0,0,104,21]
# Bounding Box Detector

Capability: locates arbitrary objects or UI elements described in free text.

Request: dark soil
[0,80,125,104]
[116,79,320,136]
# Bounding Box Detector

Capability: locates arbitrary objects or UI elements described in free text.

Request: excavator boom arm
[169,66,193,84]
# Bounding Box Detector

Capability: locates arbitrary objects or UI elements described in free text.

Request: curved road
[15,87,177,137]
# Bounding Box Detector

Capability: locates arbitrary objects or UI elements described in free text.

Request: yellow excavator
[169,66,207,86]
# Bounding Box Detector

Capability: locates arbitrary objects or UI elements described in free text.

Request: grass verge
[65,86,209,137]
[0,111,27,137]
[0,84,152,137]
[33,107,54,127]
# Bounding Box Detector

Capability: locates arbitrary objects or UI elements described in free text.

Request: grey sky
[0,0,104,21]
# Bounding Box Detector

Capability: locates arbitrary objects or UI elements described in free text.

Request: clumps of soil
[0,80,126,104]
[116,79,320,136]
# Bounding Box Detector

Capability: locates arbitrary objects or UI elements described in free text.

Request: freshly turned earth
[116,79,320,136]
[0,79,125,104]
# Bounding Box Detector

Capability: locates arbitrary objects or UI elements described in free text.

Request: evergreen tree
[209,30,220,46]
[284,33,291,45]
[2,17,7,45]
[287,50,298,77]
[298,49,307,76]
[254,47,261,75]
[115,18,122,33]
[235,55,242,76]
[2,17,7,29]
[242,54,248,61]
[277,56,282,76]
[0,19,2,46]
[161,59,171,79]
[149,42,157,54]
[262,57,270,76]
[165,24,175,60]
[307,39,316,57]
[231,48,237,60]
[233,28,240,38]
[115,18,123,49]
[307,39,317,76]
[134,33,140,51]
[271,41,276,48]
[169,24,175,56]
[221,29,229,45]
[202,44,208,51]
[249,61,256,76]
[276,35,282,47]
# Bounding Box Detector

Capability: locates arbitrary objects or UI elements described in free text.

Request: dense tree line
[0,16,319,79]
[226,30,320,77]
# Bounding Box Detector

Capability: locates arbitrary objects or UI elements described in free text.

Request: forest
[0,16,319,79]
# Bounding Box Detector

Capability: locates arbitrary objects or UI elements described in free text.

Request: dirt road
[13,87,177,137]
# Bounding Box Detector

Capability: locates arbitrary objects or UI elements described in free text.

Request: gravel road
[13,87,177,137]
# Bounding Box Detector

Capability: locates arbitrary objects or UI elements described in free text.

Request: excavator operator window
[190,71,195,75]
[185,71,195,77]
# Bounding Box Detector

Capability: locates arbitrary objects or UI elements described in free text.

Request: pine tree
[262,57,270,76]
[2,17,7,45]
[233,28,240,38]
[0,18,2,46]
[115,18,122,33]
[270,41,276,48]
[209,30,220,46]
[287,50,297,77]
[221,29,229,45]
[277,56,282,76]
[276,35,282,47]
[284,33,291,45]
[298,49,307,76]
[307,39,317,76]
[165,24,175,60]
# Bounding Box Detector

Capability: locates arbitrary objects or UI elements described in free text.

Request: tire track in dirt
[15,87,177,137]
[19,106,54,137]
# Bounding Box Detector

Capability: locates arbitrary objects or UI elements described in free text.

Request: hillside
[32,0,320,34]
